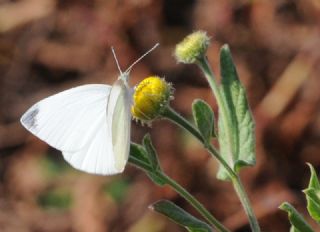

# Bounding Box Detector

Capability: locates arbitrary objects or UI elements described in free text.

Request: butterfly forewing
[21,84,112,152]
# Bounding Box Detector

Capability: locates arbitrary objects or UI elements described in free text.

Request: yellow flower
[132,76,173,123]
[174,31,210,64]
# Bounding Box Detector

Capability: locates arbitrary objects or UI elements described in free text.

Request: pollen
[131,76,172,123]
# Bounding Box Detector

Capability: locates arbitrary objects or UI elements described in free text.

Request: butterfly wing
[21,82,132,175]
[21,84,112,152]
[63,80,132,175]
[106,79,132,172]
[62,114,117,175]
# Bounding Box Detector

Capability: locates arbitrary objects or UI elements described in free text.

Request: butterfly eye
[131,76,173,124]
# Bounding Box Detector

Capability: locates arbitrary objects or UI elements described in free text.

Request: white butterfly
[20,44,159,175]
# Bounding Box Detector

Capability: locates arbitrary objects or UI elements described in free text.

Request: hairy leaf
[217,45,255,180]
[129,139,165,186]
[192,99,216,144]
[129,142,149,164]
[143,134,161,172]
[303,163,320,223]
[151,200,212,232]
[279,202,314,232]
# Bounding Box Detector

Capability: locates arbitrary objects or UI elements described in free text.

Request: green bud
[174,31,210,64]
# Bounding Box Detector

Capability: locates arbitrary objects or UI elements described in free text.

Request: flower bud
[174,31,210,64]
[131,76,173,123]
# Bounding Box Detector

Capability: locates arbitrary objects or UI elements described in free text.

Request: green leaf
[217,44,255,180]
[279,202,314,232]
[143,135,165,186]
[130,142,150,164]
[192,99,216,144]
[304,189,320,223]
[143,134,161,171]
[303,163,320,223]
[129,140,165,186]
[129,143,154,173]
[151,200,212,232]
[307,163,320,190]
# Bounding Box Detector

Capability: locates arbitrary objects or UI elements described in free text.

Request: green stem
[128,156,229,231]
[197,57,260,231]
[159,172,230,232]
[162,106,203,142]
[161,106,236,179]
[161,106,260,231]
[197,57,235,162]
[232,177,260,232]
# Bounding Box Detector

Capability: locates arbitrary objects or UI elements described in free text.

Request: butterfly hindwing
[107,79,132,172]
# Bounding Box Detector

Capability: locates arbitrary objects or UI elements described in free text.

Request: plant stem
[232,177,260,232]
[161,106,260,231]
[197,57,260,231]
[162,106,203,142]
[128,153,229,231]
[159,172,230,232]
[161,107,236,179]
[196,57,235,160]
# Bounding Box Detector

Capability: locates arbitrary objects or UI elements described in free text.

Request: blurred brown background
[1,0,320,231]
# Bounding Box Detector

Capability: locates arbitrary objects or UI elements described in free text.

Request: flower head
[132,76,173,124]
[174,31,210,64]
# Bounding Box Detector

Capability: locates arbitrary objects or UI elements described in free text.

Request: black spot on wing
[22,107,39,130]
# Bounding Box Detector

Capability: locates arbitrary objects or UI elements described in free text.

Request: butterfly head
[111,43,159,86]
[118,72,130,88]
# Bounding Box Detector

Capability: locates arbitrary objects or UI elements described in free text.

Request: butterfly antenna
[111,47,123,74]
[125,43,159,73]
